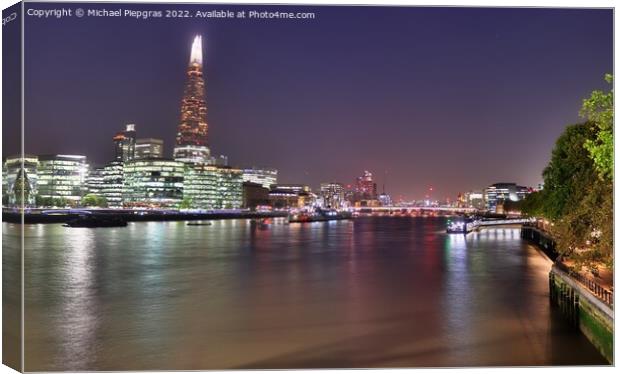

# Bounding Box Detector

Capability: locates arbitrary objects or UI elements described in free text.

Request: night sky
[9,3,613,200]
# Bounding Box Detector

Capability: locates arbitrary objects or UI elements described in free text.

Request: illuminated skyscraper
[113,124,136,162]
[174,35,210,163]
[355,170,377,200]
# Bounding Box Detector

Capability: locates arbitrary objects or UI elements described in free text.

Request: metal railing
[522,224,613,308]
[555,261,614,308]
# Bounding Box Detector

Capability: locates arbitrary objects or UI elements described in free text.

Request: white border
[0,1,616,374]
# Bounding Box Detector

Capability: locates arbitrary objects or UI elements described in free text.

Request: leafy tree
[522,121,613,269]
[540,122,598,220]
[53,197,68,208]
[581,74,613,180]
[81,193,108,208]
[520,191,545,217]
[179,197,192,210]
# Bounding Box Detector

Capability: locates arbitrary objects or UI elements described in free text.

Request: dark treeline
[521,75,613,270]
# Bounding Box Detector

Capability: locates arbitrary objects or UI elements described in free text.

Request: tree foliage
[179,197,192,210]
[35,195,70,208]
[580,74,613,180]
[521,123,598,220]
[81,194,108,208]
[521,122,613,269]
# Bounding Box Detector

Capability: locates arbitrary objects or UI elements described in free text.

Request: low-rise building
[242,182,270,209]
[484,183,531,212]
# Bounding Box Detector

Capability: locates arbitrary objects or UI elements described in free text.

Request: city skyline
[5,4,613,199]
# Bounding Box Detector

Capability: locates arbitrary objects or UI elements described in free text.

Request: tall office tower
[173,35,210,163]
[86,166,106,195]
[113,124,137,162]
[355,170,377,200]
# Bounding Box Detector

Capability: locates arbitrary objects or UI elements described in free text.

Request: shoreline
[2,210,289,224]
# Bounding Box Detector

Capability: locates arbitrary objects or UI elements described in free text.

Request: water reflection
[11,218,606,370]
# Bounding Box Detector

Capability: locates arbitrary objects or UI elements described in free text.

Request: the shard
[173,35,210,163]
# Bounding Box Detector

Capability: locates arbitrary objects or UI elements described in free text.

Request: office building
[242,182,270,209]
[183,164,243,209]
[465,191,485,210]
[135,138,164,159]
[113,124,137,162]
[484,183,531,212]
[320,182,345,209]
[355,170,377,201]
[3,155,38,206]
[37,155,88,203]
[102,161,124,208]
[86,167,105,195]
[123,159,185,207]
[273,184,311,194]
[243,168,278,190]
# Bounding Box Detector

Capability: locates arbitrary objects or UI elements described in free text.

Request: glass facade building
[242,168,278,189]
[102,161,124,208]
[484,183,531,211]
[184,164,243,209]
[113,124,137,162]
[86,167,105,195]
[355,170,377,201]
[123,159,185,207]
[320,182,345,209]
[135,138,164,159]
[3,155,39,206]
[37,155,88,203]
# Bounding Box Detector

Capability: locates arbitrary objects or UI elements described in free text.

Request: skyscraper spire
[174,35,210,163]
[189,35,203,66]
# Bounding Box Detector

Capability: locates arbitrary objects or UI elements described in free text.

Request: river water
[3,217,606,370]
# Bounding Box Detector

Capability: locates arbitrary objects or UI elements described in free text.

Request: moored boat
[63,215,128,228]
[288,209,352,223]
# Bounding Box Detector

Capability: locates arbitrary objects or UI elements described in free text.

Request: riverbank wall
[2,210,288,224]
[522,225,614,364]
[550,265,613,363]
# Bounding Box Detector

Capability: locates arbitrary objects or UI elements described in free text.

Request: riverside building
[2,155,39,206]
[320,182,345,209]
[123,159,185,208]
[484,183,531,212]
[102,161,124,208]
[183,164,243,209]
[36,155,88,203]
[86,167,105,195]
[242,167,278,189]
